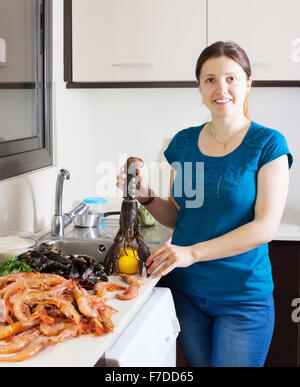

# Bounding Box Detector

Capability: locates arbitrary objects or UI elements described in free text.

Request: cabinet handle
[112,63,153,68]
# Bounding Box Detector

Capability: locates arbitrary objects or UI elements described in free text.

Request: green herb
[138,204,157,227]
[0,256,33,277]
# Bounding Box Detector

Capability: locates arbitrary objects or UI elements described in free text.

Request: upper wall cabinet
[69,0,206,85]
[65,0,206,83]
[65,0,300,87]
[207,0,300,81]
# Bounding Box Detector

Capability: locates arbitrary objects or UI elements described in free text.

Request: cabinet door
[72,0,206,82]
[207,0,300,81]
[265,241,300,367]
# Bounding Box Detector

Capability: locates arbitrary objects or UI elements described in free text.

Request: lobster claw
[136,235,151,276]
[103,156,152,277]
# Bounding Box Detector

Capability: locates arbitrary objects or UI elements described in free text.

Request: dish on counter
[0,232,37,262]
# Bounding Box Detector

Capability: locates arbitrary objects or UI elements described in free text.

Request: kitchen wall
[0,0,299,233]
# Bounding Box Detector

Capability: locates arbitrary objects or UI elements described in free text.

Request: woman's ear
[247,76,253,93]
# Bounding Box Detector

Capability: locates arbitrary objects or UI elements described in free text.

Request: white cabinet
[207,0,300,81]
[71,0,206,82]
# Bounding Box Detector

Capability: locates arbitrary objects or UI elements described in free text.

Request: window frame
[0,0,52,180]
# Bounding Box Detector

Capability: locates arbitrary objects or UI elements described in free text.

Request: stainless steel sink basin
[40,237,160,264]
[41,238,112,263]
[38,218,169,264]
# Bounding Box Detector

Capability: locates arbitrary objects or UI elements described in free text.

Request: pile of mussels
[18,242,108,288]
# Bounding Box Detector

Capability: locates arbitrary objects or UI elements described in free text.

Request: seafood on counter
[93,282,127,299]
[104,157,151,276]
[0,272,117,362]
[116,274,146,300]
[94,275,146,301]
[18,243,108,288]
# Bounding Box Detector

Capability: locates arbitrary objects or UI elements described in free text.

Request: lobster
[103,157,151,276]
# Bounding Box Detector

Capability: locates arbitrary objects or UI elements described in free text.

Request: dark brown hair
[195,41,252,118]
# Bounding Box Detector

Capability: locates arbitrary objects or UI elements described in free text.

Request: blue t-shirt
[163,121,293,302]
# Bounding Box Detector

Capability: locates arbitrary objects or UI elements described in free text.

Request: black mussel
[18,251,32,261]
[40,260,70,275]
[69,255,89,275]
[37,243,62,255]
[81,267,94,280]
[17,243,108,288]
[49,254,73,267]
[80,255,96,265]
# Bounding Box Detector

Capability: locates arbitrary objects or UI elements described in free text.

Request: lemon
[119,248,138,258]
[118,255,139,275]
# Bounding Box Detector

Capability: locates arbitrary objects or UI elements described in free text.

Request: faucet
[51,169,87,237]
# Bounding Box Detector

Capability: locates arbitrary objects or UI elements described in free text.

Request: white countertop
[274,208,300,241]
[0,273,160,367]
[1,208,297,366]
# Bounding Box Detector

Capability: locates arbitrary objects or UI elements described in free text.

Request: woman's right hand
[116,166,152,201]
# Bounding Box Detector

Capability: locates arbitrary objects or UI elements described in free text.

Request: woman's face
[199,55,252,119]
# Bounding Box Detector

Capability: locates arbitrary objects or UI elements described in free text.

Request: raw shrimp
[115,275,146,300]
[72,282,98,318]
[0,321,38,340]
[49,323,79,344]
[98,305,117,333]
[0,276,65,298]
[0,337,50,362]
[13,290,81,325]
[0,273,35,290]
[119,274,146,286]
[0,327,40,354]
[93,281,126,298]
[1,275,68,324]
[40,318,74,337]
[0,299,5,323]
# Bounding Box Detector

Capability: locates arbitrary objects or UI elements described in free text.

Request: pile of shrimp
[0,272,119,362]
[0,272,146,362]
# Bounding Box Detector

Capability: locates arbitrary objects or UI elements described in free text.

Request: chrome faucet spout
[54,169,70,216]
[51,169,86,237]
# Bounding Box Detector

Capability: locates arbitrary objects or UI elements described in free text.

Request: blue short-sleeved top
[163,121,293,302]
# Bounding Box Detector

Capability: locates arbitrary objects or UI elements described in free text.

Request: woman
[117,41,293,367]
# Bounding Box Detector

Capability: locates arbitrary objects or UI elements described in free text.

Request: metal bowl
[73,214,100,228]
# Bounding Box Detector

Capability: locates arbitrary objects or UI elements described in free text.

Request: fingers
[116,166,126,189]
[146,243,178,279]
[147,252,169,276]
[153,261,177,279]
[146,244,166,267]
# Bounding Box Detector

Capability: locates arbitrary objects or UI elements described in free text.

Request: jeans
[166,285,275,367]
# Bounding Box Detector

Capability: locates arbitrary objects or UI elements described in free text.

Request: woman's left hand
[146,243,196,279]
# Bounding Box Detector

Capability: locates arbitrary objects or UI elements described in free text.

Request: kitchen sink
[41,238,112,263]
[40,237,160,264]
[37,219,170,264]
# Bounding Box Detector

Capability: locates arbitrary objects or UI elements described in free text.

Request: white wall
[0,0,299,233]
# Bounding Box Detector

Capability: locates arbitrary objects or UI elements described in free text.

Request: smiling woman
[0,0,52,180]
[117,40,294,367]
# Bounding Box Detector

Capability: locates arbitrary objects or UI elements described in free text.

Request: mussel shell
[17,242,108,288]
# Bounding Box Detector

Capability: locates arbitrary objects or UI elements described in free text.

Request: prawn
[72,282,98,319]
[49,323,78,344]
[0,327,40,354]
[0,321,38,340]
[0,299,5,323]
[14,290,81,325]
[115,274,146,300]
[98,305,117,333]
[40,318,74,337]
[93,281,126,298]
[0,273,35,290]
[0,337,50,362]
